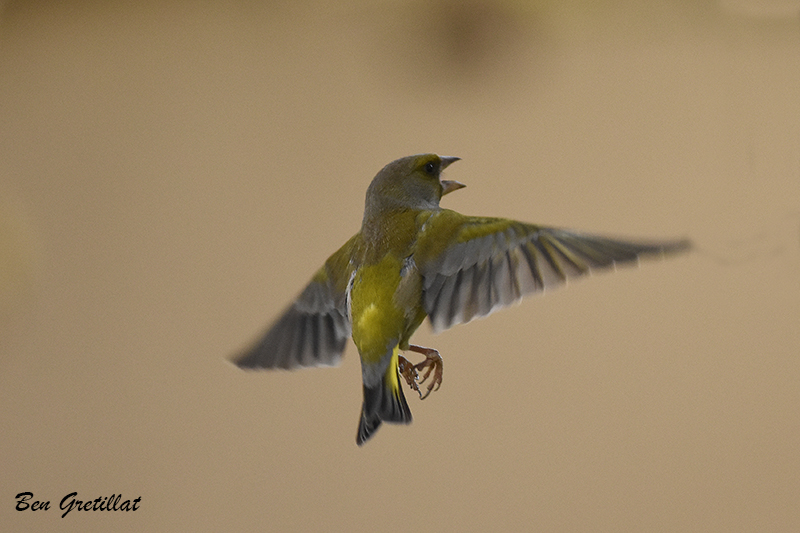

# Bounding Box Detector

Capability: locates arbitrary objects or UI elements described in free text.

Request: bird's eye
[424,162,436,174]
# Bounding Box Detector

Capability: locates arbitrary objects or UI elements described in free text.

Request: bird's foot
[408,344,443,400]
[397,355,421,397]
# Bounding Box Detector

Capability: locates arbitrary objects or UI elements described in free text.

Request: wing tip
[230,349,342,371]
[653,237,692,259]
[667,237,693,253]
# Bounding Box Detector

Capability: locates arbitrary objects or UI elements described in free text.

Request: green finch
[233,154,690,445]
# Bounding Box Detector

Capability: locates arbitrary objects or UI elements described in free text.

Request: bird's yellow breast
[349,254,408,364]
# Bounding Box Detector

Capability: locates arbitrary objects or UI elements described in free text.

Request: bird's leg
[407,344,443,400]
[397,354,421,397]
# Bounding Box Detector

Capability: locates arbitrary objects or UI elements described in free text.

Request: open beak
[440,156,461,169]
[439,156,464,195]
[441,179,466,196]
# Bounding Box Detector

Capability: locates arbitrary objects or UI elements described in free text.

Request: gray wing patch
[424,225,689,332]
[234,279,352,370]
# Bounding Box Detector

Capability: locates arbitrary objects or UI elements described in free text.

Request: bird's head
[364,154,464,215]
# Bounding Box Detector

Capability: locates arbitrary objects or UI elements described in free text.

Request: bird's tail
[356,346,412,446]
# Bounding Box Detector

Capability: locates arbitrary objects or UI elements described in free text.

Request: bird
[232,154,691,446]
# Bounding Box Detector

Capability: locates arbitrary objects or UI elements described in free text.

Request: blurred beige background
[2,1,799,531]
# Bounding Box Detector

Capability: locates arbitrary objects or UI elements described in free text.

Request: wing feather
[416,211,690,332]
[233,236,357,370]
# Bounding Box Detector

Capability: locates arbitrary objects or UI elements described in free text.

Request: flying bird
[233,154,690,445]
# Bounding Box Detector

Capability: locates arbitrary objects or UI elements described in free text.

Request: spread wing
[413,210,691,332]
[233,235,358,370]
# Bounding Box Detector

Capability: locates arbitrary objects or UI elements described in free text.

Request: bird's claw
[408,345,443,400]
[398,355,422,398]
[414,358,442,400]
[398,346,444,399]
